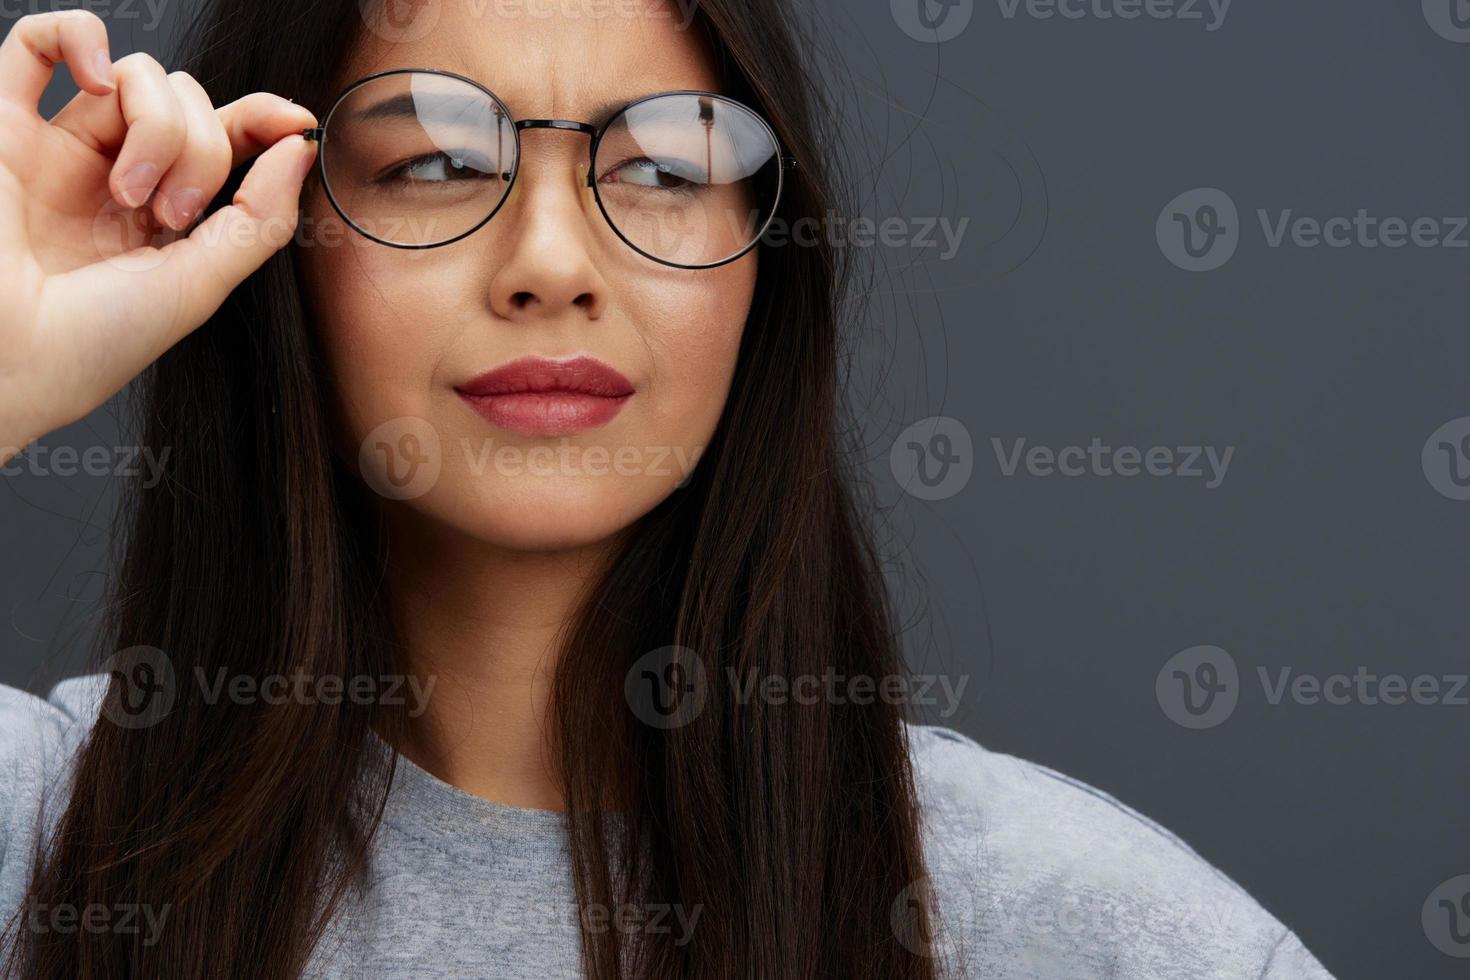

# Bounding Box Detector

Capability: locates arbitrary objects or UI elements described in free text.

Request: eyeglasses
[302,68,793,269]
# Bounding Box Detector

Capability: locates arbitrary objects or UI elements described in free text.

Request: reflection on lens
[594,93,782,267]
[320,71,517,247]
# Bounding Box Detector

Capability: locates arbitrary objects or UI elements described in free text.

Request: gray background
[3,1,1467,977]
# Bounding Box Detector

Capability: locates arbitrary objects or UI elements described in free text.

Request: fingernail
[92,50,115,88]
[118,162,160,208]
[163,187,205,230]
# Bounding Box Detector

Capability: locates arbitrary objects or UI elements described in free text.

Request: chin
[347,410,705,554]
[420,474,687,555]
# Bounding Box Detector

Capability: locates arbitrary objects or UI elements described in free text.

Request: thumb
[47,134,317,376]
[145,133,319,338]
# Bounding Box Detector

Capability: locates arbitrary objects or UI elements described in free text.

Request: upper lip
[456,356,634,398]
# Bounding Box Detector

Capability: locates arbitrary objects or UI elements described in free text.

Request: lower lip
[457,392,630,435]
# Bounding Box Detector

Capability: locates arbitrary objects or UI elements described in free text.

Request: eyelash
[598,157,700,193]
[377,151,703,193]
[378,151,501,187]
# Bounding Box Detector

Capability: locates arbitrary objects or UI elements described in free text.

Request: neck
[381,508,623,811]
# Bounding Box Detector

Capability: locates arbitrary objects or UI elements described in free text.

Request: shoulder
[905,723,1334,979]
[0,675,107,900]
[0,675,105,759]
[0,675,102,815]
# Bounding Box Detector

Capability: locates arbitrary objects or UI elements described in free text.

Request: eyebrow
[348,92,665,132]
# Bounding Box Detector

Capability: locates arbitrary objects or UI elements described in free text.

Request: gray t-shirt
[0,676,1334,978]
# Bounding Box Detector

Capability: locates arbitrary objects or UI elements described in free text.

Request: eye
[600,156,703,191]
[380,150,501,186]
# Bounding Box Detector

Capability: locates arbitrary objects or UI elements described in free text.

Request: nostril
[573,293,595,308]
[511,291,536,308]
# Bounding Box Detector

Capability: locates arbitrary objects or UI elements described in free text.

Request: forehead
[342,0,722,119]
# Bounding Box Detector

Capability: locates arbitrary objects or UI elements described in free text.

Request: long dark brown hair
[3,0,941,976]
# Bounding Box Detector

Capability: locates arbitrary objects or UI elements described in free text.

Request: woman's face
[299,1,754,552]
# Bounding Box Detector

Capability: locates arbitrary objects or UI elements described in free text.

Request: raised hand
[0,10,319,460]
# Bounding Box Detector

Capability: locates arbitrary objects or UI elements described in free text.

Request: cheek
[298,200,457,435]
[633,262,754,444]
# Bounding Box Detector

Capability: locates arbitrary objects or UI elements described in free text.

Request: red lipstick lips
[456,356,634,436]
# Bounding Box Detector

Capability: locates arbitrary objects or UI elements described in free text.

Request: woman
[0,1,1334,977]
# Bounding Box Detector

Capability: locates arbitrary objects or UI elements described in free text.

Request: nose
[486,146,609,323]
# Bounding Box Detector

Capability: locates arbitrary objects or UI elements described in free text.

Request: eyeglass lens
[317,71,783,267]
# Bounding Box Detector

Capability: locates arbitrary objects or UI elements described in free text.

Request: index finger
[0,10,116,112]
[216,92,318,169]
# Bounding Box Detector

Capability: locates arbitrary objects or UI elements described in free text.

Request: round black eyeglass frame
[303,68,796,270]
